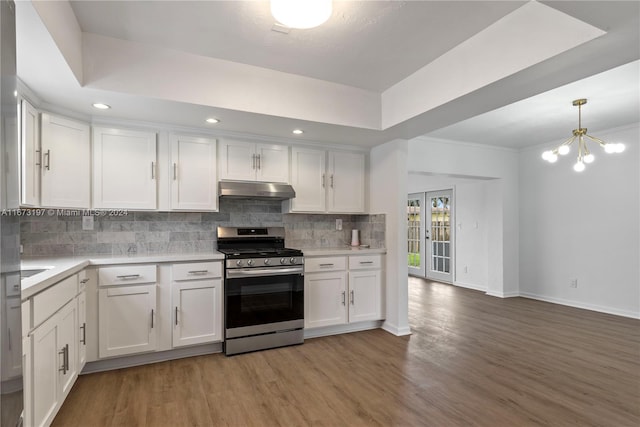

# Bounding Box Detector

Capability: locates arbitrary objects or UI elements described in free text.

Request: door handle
[151,309,155,328]
[175,306,179,326]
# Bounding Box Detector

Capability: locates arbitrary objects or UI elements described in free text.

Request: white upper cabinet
[170,134,217,211]
[93,127,157,209]
[289,149,366,214]
[20,99,40,207]
[290,147,326,212]
[40,113,91,208]
[219,139,289,183]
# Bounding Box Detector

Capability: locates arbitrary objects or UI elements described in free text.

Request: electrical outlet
[336,219,342,230]
[82,215,94,231]
[570,279,578,288]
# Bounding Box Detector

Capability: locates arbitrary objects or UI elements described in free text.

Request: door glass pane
[407,198,421,268]
[430,194,452,274]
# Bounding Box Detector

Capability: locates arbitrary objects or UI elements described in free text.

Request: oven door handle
[226,267,303,278]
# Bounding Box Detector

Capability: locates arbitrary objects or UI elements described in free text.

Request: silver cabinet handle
[257,154,261,170]
[175,307,179,325]
[350,290,354,305]
[7,329,11,351]
[319,263,334,267]
[330,174,334,188]
[187,270,209,275]
[359,261,374,265]
[80,322,86,345]
[116,274,140,280]
[59,344,69,374]
[151,309,155,328]
[151,161,156,179]
[322,173,325,188]
[341,291,346,306]
[173,163,177,181]
[35,149,41,166]
[44,149,51,170]
[80,278,89,284]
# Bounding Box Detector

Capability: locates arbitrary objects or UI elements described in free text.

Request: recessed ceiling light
[292,129,304,135]
[92,103,111,110]
[206,118,220,124]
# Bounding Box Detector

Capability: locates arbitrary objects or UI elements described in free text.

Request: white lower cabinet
[98,283,158,358]
[26,273,84,427]
[171,262,223,347]
[304,254,383,329]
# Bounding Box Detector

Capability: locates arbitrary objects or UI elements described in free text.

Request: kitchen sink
[20,268,51,279]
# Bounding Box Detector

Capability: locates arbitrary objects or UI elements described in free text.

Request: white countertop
[301,247,386,256]
[20,252,225,300]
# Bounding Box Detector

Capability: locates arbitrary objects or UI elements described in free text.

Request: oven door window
[226,273,303,329]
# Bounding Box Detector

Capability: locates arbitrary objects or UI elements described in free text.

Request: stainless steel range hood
[219,181,296,200]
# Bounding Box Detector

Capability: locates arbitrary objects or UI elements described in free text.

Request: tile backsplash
[20,200,385,256]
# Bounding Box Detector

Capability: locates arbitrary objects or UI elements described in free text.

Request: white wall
[408,137,520,297]
[519,124,640,318]
[408,174,490,291]
[370,139,410,336]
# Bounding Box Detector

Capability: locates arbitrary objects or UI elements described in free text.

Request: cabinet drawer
[349,255,381,270]
[172,262,222,281]
[305,257,346,273]
[99,265,156,286]
[32,274,78,328]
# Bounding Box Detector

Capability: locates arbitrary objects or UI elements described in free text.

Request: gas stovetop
[216,226,303,268]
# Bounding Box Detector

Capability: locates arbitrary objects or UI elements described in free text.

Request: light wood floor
[52,278,640,426]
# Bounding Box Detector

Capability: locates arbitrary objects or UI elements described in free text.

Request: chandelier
[541,98,625,172]
[270,0,332,29]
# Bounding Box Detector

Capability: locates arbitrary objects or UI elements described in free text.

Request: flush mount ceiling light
[292,129,304,135]
[542,99,625,172]
[270,0,332,29]
[92,103,111,110]
[206,118,220,124]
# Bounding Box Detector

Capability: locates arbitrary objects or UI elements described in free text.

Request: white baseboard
[82,343,222,374]
[453,280,487,292]
[486,290,520,298]
[382,321,412,336]
[519,292,640,319]
[304,321,383,339]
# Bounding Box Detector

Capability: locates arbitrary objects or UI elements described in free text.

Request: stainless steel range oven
[217,227,304,356]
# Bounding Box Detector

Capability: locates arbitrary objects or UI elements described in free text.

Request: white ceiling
[16,1,640,149]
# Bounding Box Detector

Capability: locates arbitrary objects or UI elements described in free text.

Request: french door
[425,190,453,283]
[407,193,425,276]
[407,190,454,283]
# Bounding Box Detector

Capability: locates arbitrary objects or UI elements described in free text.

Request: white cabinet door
[170,135,217,211]
[20,99,40,207]
[3,296,22,380]
[348,270,382,323]
[256,143,289,183]
[218,139,255,181]
[31,315,59,427]
[93,127,157,209]
[40,113,90,208]
[57,300,78,399]
[171,279,222,347]
[77,290,87,370]
[290,147,326,212]
[328,151,365,213]
[304,272,347,329]
[98,284,157,358]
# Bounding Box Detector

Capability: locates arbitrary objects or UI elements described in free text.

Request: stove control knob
[247,259,254,266]
[264,258,270,265]
[236,260,243,267]
[280,258,286,265]
[290,257,296,264]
